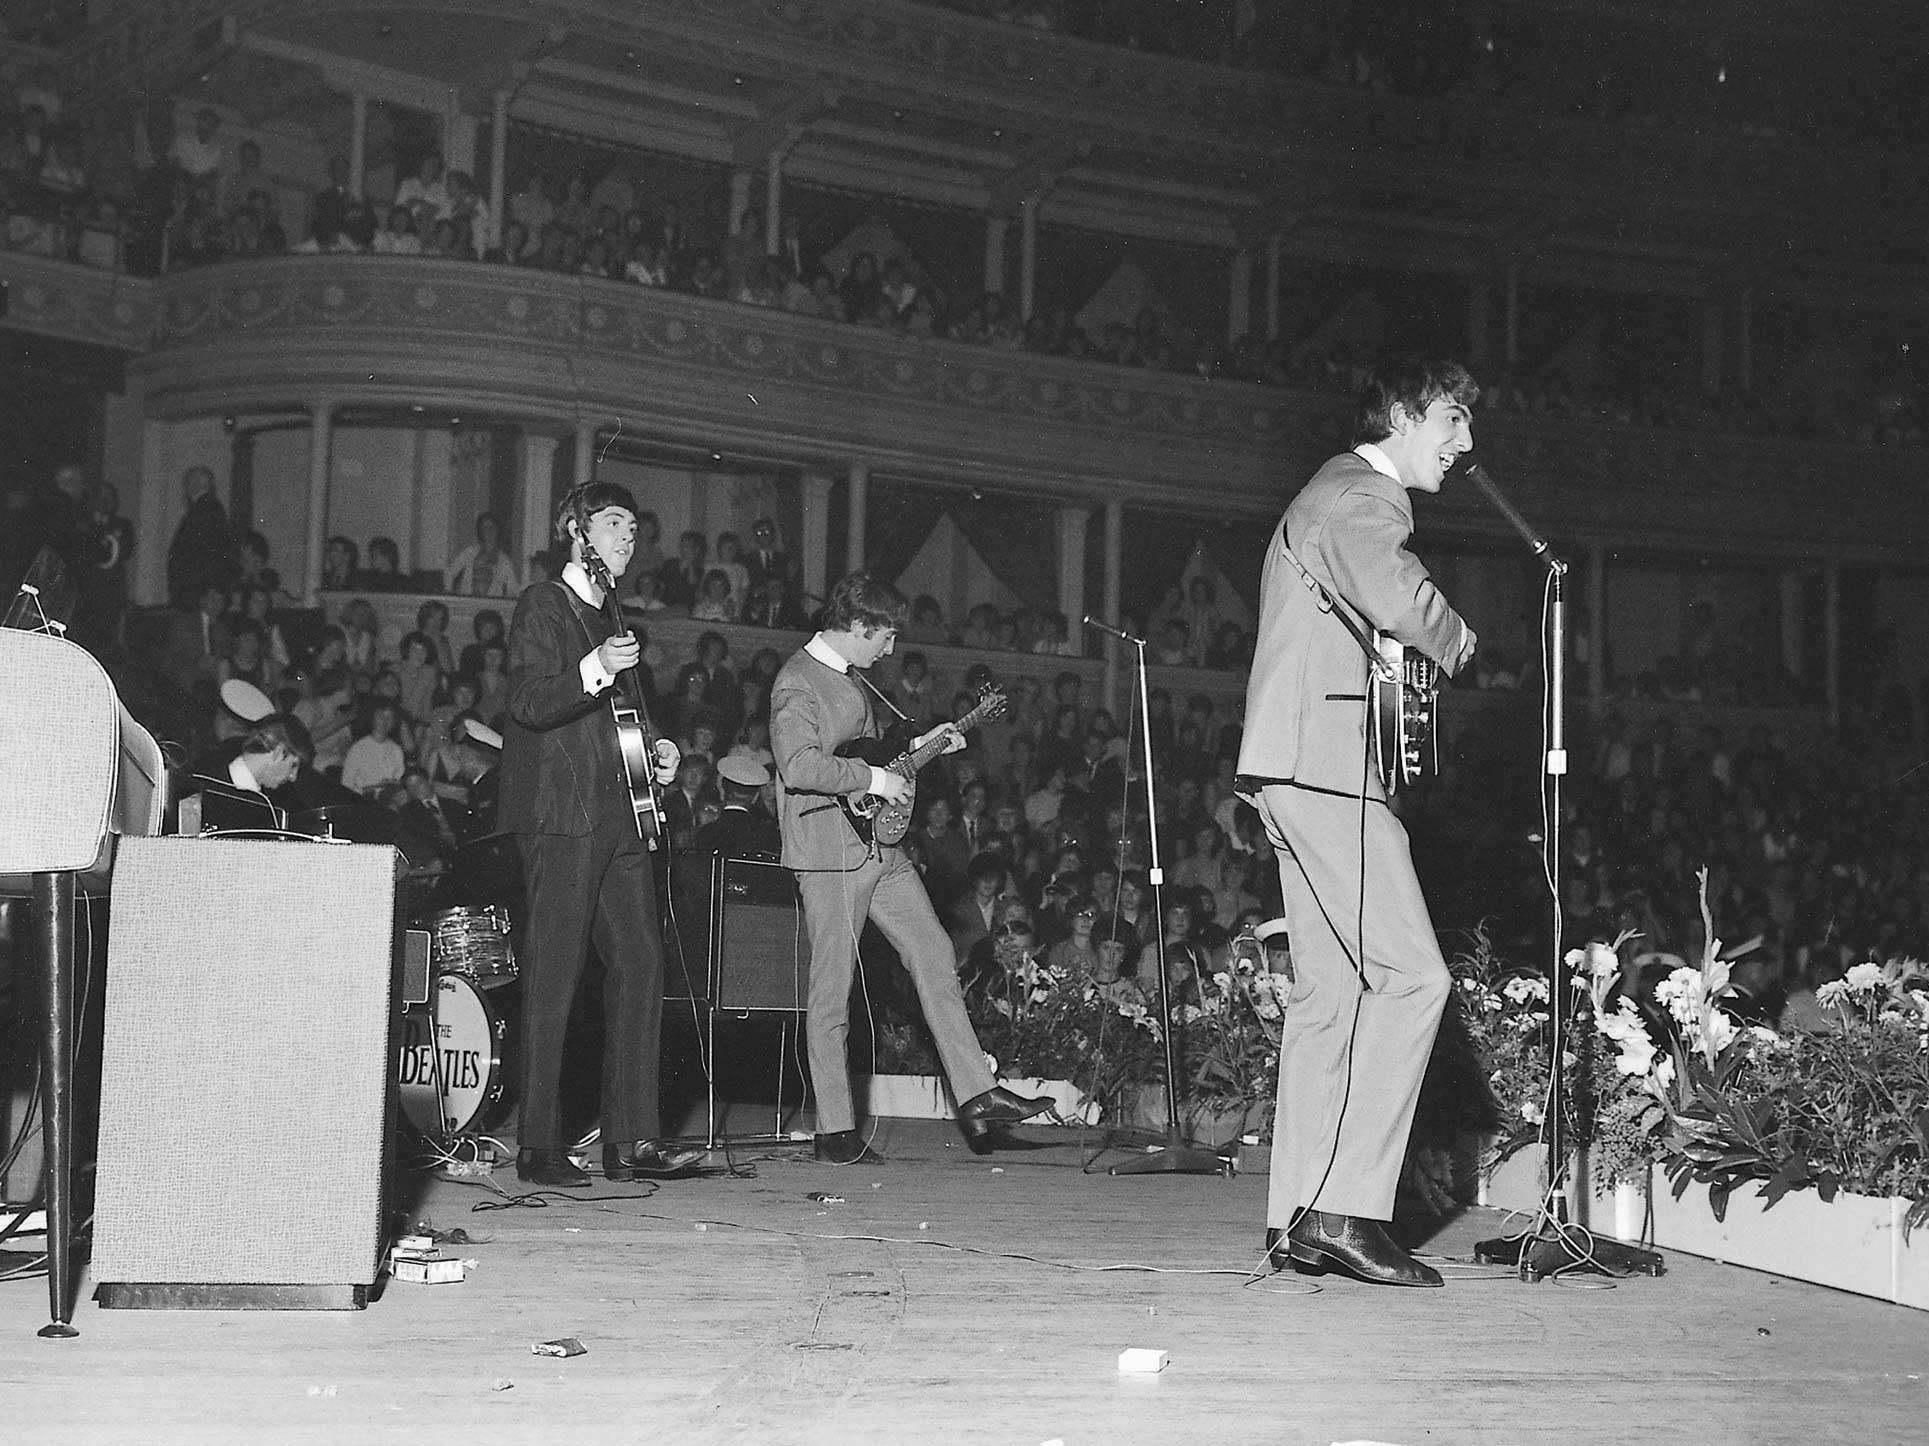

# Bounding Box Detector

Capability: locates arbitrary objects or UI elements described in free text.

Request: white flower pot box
[1639,1179,1913,1306]
[861,1073,953,1120]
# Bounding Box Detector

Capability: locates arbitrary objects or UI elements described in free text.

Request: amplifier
[662,851,808,1013]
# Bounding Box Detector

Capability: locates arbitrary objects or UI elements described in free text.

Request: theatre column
[984,215,1008,299]
[303,400,336,605]
[488,88,510,251]
[728,169,753,239]
[573,419,596,487]
[1101,496,1124,710]
[1228,248,1252,343]
[348,92,368,197]
[1056,504,1090,642]
[800,472,833,607]
[519,431,559,563]
[844,461,869,576]
[1469,278,1491,367]
[1823,558,1841,728]
[764,149,784,255]
[1019,199,1038,321]
[1586,542,1607,705]
[1265,234,1282,342]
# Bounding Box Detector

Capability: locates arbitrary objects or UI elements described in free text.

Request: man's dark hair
[823,571,908,633]
[240,713,314,766]
[553,480,640,542]
[1354,356,1479,444]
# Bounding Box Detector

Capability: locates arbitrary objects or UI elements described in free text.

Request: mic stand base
[1474,1201,1665,1282]
[1102,1126,1235,1177]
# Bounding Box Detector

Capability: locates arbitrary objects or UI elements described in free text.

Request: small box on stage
[91,837,401,1310]
[664,851,809,1013]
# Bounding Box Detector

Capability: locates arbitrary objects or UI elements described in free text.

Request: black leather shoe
[1282,1210,1443,1287]
[814,1129,884,1165]
[516,1148,592,1188]
[956,1086,1054,1145]
[603,1139,707,1180]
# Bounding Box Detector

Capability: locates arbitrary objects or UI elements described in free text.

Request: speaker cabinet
[715,857,809,1012]
[91,838,400,1310]
[662,851,808,1013]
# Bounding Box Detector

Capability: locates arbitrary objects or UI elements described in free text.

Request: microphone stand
[1463,467,1662,1280]
[1082,615,1230,1178]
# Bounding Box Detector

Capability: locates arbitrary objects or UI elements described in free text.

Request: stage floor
[3,1115,1925,1445]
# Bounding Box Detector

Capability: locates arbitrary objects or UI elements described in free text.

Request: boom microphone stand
[1082,615,1230,1178]
[1464,465,1662,1280]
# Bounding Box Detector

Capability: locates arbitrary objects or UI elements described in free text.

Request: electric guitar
[581,550,667,848]
[1370,631,1439,797]
[834,684,1008,847]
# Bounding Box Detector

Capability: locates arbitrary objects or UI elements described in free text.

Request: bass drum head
[398,973,505,1136]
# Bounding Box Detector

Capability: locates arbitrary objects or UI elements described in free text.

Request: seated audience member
[339,596,380,682]
[656,529,708,609]
[392,764,471,869]
[415,598,458,674]
[473,641,510,726]
[447,511,522,597]
[662,753,719,850]
[457,609,506,677]
[949,852,1012,963]
[691,755,781,858]
[342,699,407,798]
[692,567,738,621]
[374,206,423,255]
[1045,894,1103,975]
[959,907,1039,1007]
[321,534,358,590]
[394,629,441,724]
[291,632,356,776]
[357,536,406,591]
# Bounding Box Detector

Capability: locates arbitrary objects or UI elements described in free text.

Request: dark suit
[501,574,669,1150]
[166,492,237,611]
[1237,447,1475,1226]
[770,639,994,1134]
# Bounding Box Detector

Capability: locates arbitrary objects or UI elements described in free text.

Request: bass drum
[398,973,513,1136]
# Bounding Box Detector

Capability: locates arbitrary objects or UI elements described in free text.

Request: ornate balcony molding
[8,252,1927,561]
[0,253,157,352]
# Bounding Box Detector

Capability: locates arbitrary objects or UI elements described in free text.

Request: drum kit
[219,676,526,1142]
[397,886,524,1140]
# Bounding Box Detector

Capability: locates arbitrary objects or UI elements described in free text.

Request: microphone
[1082,614,1145,646]
[1463,463,1562,570]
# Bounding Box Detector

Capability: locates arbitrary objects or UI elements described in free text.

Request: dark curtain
[867,485,1058,615]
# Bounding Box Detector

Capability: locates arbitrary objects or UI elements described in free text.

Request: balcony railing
[7,250,1927,560]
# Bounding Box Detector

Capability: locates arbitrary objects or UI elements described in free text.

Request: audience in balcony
[445,511,523,597]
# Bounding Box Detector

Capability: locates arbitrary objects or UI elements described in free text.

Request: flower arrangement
[1534,868,1929,1225]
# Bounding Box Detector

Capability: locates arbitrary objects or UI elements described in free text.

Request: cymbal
[290,801,397,844]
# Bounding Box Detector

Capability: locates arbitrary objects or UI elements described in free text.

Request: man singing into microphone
[501,481,704,1187]
[1238,357,1479,1286]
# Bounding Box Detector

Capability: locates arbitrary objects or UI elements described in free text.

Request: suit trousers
[515,821,666,1149]
[1255,783,1450,1223]
[798,848,995,1134]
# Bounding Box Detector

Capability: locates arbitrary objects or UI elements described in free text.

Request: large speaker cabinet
[664,852,810,1012]
[91,838,401,1310]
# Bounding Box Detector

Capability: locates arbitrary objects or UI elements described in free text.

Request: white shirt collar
[560,560,600,607]
[1352,441,1400,483]
[805,633,851,673]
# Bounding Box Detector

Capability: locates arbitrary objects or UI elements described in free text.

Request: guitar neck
[897,699,994,774]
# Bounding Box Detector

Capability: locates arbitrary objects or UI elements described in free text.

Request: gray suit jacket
[1238,451,1473,796]
[769,646,877,871]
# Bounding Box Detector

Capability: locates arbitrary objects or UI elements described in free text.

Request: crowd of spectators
[6,57,1924,452]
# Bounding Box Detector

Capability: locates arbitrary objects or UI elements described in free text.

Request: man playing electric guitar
[770,571,1053,1163]
[500,481,706,1188]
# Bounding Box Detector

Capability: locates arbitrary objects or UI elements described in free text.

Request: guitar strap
[1277,540,1394,683]
[851,667,906,734]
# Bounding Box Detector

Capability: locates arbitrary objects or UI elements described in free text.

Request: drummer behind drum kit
[212,679,527,1146]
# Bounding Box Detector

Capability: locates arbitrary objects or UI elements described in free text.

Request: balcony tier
[7,252,1927,561]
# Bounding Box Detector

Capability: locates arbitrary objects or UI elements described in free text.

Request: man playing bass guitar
[501,481,705,1188]
[770,572,1052,1163]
